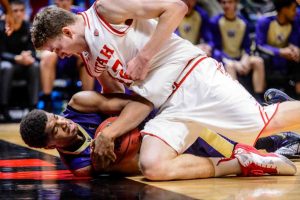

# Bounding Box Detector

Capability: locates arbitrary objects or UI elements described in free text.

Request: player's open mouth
[69,123,77,135]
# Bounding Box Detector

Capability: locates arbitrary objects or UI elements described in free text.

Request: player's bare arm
[69,91,153,134]
[71,165,93,177]
[69,91,153,171]
[96,71,125,93]
[0,0,14,35]
[96,0,188,80]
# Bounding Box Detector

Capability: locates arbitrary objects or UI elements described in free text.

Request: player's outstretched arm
[96,71,125,93]
[95,0,188,80]
[69,91,153,137]
[71,165,93,177]
[69,91,153,171]
[0,0,14,35]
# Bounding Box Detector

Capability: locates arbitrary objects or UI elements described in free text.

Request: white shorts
[141,56,278,154]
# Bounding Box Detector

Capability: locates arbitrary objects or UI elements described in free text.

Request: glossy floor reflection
[0,140,194,200]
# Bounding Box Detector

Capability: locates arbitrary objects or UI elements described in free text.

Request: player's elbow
[71,166,93,177]
[173,0,188,15]
[69,91,92,107]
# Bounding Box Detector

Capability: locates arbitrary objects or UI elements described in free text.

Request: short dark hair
[19,109,49,148]
[9,0,25,6]
[31,6,76,49]
[273,0,295,12]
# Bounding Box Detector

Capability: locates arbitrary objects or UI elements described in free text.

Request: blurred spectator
[198,0,223,17]
[210,0,265,102]
[239,0,274,33]
[23,0,32,21]
[176,0,212,56]
[256,0,300,99]
[39,0,95,112]
[0,0,39,122]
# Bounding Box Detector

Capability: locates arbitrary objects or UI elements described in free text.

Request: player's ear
[62,27,73,38]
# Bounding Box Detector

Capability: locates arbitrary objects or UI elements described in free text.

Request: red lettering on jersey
[94,56,107,73]
[96,56,108,66]
[112,59,122,72]
[119,69,130,79]
[100,45,114,59]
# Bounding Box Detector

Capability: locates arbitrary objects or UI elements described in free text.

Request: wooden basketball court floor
[1,123,300,200]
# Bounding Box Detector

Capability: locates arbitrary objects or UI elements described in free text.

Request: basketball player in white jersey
[30,1,300,180]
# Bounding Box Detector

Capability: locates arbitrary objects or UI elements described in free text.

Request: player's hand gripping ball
[95,117,142,164]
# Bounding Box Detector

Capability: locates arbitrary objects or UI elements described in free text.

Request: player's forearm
[71,165,93,177]
[0,0,12,13]
[97,72,125,93]
[102,100,153,139]
[139,1,188,59]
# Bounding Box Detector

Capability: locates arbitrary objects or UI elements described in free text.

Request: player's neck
[74,15,89,53]
[60,130,85,152]
[13,20,23,31]
[224,12,236,21]
[276,13,290,25]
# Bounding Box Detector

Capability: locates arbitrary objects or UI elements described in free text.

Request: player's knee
[225,63,235,72]
[251,56,264,68]
[1,61,13,70]
[139,157,166,180]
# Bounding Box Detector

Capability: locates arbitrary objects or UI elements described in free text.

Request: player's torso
[58,106,109,170]
[267,18,292,48]
[80,5,203,86]
[218,15,246,58]
[177,10,202,45]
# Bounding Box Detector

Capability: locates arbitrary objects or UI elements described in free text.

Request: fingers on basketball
[95,117,142,164]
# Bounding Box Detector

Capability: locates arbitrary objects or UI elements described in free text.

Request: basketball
[95,117,142,164]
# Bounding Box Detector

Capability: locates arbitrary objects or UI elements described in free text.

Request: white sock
[209,157,241,177]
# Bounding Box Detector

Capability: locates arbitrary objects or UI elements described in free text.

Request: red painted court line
[0,159,55,167]
[0,170,91,180]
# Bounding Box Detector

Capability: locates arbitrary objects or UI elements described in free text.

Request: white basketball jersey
[79,4,204,107]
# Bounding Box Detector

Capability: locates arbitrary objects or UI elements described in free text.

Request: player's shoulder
[257,15,275,25]
[194,5,208,16]
[237,14,249,23]
[210,13,223,24]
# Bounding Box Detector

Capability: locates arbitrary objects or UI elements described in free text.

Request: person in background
[39,0,95,112]
[256,0,300,99]
[210,0,266,102]
[175,0,212,56]
[0,0,39,122]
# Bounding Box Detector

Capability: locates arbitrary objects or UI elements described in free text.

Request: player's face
[11,4,25,24]
[44,113,79,149]
[55,0,73,11]
[185,0,197,16]
[43,35,79,59]
[284,2,297,22]
[220,0,237,14]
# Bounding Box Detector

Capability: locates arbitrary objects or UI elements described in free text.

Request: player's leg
[139,136,296,180]
[250,56,265,101]
[0,61,14,121]
[262,101,300,136]
[138,135,239,180]
[27,61,40,110]
[256,89,300,158]
[224,60,238,80]
[40,51,58,111]
[77,58,95,91]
